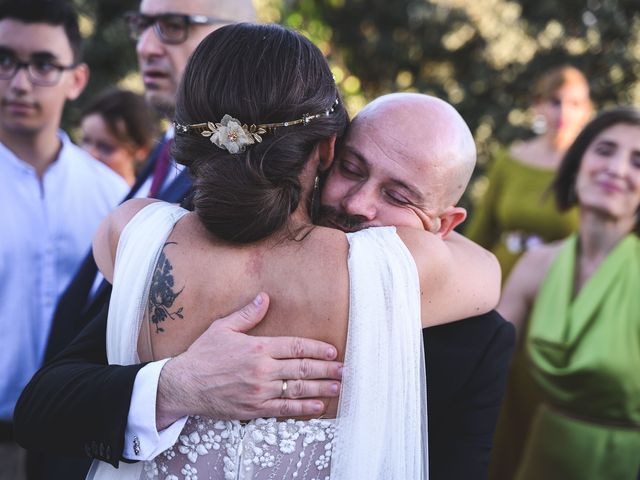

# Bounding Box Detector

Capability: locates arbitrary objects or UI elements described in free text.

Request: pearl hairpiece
[174,98,340,154]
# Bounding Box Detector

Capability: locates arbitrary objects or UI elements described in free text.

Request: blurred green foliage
[270,0,640,207]
[69,0,640,206]
[65,0,138,127]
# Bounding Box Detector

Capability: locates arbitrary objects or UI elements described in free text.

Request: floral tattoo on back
[149,241,184,333]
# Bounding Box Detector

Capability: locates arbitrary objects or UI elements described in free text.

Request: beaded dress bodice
[142,416,335,480]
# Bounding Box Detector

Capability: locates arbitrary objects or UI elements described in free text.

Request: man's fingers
[266,335,339,361]
[278,379,340,400]
[260,399,328,418]
[215,293,270,333]
[275,358,343,381]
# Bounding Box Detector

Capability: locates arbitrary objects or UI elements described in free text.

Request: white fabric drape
[331,227,428,480]
[87,202,188,480]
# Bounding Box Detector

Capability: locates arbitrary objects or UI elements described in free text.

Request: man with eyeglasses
[0,1,130,478]
[15,1,343,480]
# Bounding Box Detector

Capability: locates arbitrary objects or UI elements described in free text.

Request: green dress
[483,151,580,479]
[465,148,579,281]
[516,234,640,480]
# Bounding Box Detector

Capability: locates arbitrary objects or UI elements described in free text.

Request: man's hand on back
[156,293,342,429]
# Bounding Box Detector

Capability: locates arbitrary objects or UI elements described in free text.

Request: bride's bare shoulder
[93,198,162,282]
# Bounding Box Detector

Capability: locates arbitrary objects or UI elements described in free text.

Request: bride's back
[130,22,351,417]
[143,213,350,415]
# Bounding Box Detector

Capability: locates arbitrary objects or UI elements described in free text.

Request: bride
[88,23,499,479]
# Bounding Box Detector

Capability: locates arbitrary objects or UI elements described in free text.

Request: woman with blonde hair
[467,65,592,280]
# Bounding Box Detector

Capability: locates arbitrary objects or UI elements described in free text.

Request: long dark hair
[173,23,348,243]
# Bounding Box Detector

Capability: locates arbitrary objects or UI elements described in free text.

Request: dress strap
[106,202,188,365]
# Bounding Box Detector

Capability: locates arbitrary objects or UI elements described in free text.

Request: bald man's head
[355,93,476,207]
[320,93,476,235]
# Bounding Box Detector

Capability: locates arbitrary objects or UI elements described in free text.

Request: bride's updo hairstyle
[173,23,348,243]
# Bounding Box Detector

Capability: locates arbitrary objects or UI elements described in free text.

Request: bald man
[321,93,476,236]
[16,94,513,479]
[320,93,514,479]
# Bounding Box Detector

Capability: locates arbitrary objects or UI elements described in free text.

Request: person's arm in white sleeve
[123,359,188,460]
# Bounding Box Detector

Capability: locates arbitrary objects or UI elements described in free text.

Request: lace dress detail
[142,417,335,480]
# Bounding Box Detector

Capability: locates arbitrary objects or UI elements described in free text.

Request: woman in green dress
[479,66,593,480]
[498,107,640,480]
[467,65,592,281]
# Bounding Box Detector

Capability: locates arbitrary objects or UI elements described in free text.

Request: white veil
[331,227,428,479]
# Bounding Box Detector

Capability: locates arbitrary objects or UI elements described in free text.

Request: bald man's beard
[317,205,369,233]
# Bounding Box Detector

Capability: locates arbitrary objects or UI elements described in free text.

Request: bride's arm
[397,228,501,327]
[92,198,160,283]
[497,243,559,343]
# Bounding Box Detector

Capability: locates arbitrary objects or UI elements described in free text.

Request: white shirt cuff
[123,359,188,460]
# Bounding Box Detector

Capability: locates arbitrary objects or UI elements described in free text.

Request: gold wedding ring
[280,379,288,398]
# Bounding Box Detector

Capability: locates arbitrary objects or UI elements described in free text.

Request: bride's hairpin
[174,98,340,154]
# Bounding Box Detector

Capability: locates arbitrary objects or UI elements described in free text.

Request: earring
[310,175,320,220]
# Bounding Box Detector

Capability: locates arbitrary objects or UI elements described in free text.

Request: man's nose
[8,66,31,92]
[341,186,377,221]
[136,25,164,59]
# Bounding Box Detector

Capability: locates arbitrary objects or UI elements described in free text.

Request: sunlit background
[70,0,640,207]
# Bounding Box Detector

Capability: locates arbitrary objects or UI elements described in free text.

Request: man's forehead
[0,20,72,59]
[345,117,431,174]
[141,0,211,15]
[342,129,431,204]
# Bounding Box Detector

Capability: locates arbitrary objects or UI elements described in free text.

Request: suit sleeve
[426,311,515,480]
[13,303,145,468]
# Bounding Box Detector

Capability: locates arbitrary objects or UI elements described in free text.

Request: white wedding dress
[87,202,428,480]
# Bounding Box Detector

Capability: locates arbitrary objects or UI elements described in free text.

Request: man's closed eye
[383,189,411,206]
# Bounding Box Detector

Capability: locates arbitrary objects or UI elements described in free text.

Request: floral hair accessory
[174,98,340,154]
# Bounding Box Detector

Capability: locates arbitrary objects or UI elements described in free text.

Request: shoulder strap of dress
[106,202,188,365]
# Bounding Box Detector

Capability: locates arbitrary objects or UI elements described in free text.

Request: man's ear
[317,135,336,172]
[66,63,89,101]
[436,206,467,238]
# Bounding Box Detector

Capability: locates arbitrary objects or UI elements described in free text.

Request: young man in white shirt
[0,1,128,477]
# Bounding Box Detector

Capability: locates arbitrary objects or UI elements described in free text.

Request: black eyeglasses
[125,12,233,45]
[0,49,76,86]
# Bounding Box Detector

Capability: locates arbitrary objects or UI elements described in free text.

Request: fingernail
[313,402,324,413]
[253,293,264,306]
[326,347,336,359]
[331,383,339,395]
[337,365,344,377]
